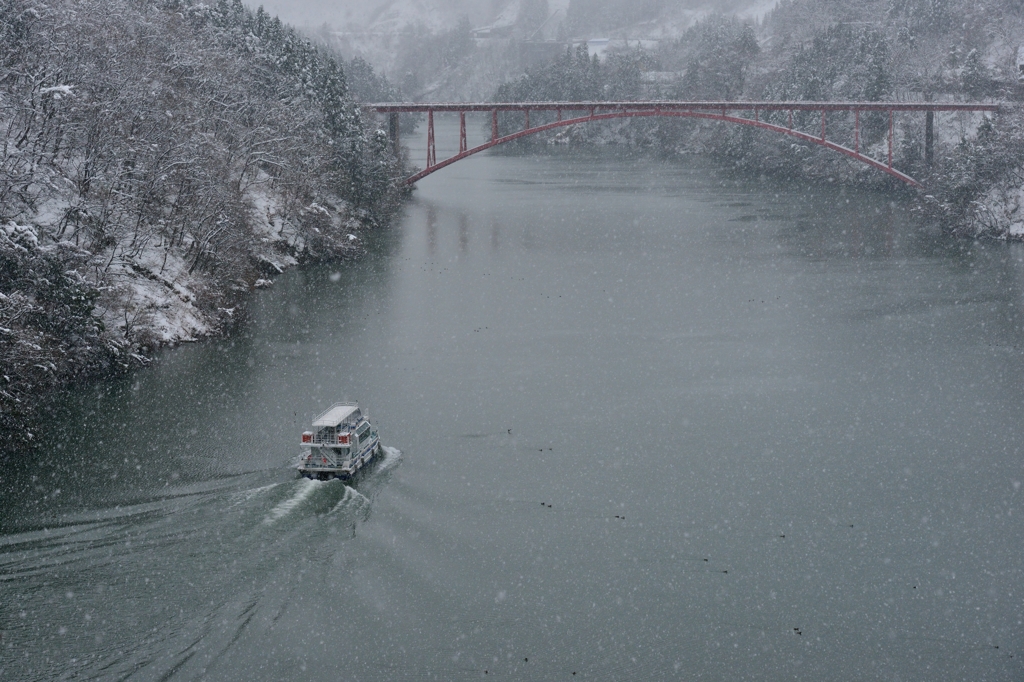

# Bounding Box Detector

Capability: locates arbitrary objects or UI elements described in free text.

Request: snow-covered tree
[0,0,405,453]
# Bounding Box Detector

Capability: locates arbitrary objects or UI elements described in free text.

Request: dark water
[3,127,1024,680]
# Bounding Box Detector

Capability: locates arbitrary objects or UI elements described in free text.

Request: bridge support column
[492,109,498,143]
[854,110,860,154]
[459,111,467,154]
[888,110,894,169]
[427,109,436,169]
[925,110,934,166]
[389,112,400,157]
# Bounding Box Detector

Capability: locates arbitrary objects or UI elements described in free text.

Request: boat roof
[313,403,360,428]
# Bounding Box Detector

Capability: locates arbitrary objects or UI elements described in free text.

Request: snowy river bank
[0,193,389,455]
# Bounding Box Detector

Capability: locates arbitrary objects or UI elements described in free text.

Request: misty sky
[250,0,499,30]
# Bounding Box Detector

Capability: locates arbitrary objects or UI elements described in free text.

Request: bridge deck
[366,101,1004,188]
[368,101,1001,113]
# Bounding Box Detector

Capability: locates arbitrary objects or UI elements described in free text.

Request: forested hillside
[494,0,1024,239]
[0,0,403,452]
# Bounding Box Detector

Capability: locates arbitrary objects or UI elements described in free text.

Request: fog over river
[2,120,1023,680]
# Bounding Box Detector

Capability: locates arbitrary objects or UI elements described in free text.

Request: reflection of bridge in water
[368,101,1002,188]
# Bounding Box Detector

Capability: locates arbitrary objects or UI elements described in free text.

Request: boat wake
[330,485,370,515]
[261,446,400,525]
[379,445,403,472]
[262,479,325,524]
[228,482,281,508]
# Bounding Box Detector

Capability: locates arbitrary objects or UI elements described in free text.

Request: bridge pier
[854,110,860,153]
[926,110,934,166]
[427,110,436,169]
[888,110,894,169]
[389,112,400,158]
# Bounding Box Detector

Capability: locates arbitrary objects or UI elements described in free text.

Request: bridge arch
[370,102,1001,188]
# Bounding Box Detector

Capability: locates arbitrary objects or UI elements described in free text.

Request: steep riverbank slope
[0,0,404,452]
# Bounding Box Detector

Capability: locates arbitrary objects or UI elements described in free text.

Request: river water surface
[3,123,1024,681]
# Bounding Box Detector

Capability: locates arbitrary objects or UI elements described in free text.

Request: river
[2,120,1024,680]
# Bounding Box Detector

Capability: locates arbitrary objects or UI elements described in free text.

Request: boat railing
[305,451,339,467]
[311,431,341,446]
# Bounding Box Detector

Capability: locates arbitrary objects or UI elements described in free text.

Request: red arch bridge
[367,101,1001,188]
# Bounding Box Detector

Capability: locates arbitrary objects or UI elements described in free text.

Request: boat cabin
[302,403,364,449]
[299,403,381,480]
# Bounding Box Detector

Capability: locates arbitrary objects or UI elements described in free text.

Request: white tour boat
[299,403,382,480]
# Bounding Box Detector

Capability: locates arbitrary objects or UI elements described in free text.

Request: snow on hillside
[363,0,462,33]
